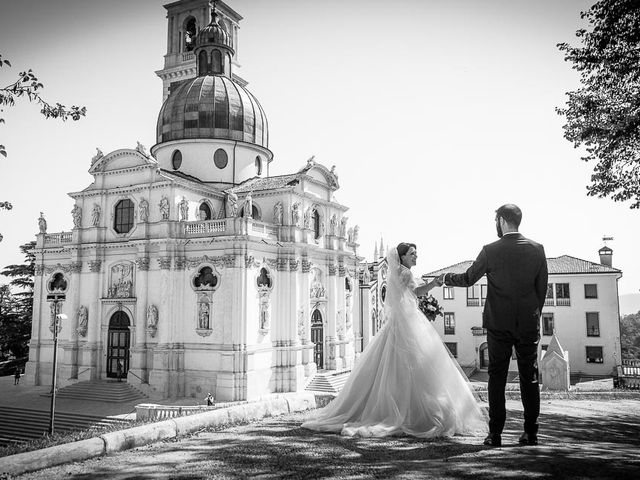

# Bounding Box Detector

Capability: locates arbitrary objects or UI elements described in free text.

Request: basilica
[25,0,363,401]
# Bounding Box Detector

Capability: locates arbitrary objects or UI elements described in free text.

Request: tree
[620,311,640,359]
[0,53,86,241]
[0,241,36,358]
[557,0,640,208]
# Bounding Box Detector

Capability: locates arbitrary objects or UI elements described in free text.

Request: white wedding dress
[302,249,488,438]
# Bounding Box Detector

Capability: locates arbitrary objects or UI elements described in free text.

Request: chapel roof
[423,255,621,277]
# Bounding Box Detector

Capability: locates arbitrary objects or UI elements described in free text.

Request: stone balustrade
[44,232,73,244]
[183,219,227,236]
[135,401,245,421]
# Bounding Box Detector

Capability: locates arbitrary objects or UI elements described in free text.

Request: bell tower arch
[156,0,244,102]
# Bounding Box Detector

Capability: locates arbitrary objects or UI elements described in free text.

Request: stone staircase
[0,406,130,447]
[305,370,351,394]
[41,380,147,403]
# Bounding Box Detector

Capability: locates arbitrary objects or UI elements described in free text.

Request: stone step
[306,370,351,394]
[0,406,129,447]
[40,380,147,403]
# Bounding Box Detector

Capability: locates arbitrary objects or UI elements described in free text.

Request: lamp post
[47,293,66,435]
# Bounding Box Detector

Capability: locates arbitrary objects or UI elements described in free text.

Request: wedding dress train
[302,250,488,438]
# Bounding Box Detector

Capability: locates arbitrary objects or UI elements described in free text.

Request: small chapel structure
[26,0,362,401]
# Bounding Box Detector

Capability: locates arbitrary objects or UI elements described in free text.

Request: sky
[0,0,638,307]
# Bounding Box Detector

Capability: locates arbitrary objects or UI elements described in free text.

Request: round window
[171,150,182,170]
[255,156,262,175]
[214,149,228,169]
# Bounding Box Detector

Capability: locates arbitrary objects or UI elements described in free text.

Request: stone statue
[198,302,210,329]
[329,214,337,236]
[273,202,283,225]
[347,227,354,244]
[38,212,47,234]
[243,192,253,218]
[353,225,360,243]
[179,197,189,221]
[306,155,315,168]
[147,304,158,337]
[291,202,301,226]
[71,204,82,228]
[77,305,88,337]
[226,191,238,217]
[303,207,311,229]
[159,196,170,220]
[339,216,348,238]
[135,141,148,156]
[91,204,101,227]
[330,165,337,178]
[91,147,103,166]
[259,292,271,331]
[139,199,149,223]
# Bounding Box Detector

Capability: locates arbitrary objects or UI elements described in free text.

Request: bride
[302,242,488,438]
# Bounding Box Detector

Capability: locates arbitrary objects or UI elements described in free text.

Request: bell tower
[155,0,244,102]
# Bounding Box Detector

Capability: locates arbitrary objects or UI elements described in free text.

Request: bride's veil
[384,247,407,319]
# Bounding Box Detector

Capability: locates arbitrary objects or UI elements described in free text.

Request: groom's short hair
[496,204,522,228]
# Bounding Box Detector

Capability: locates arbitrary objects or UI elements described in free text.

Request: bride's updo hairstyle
[396,242,417,260]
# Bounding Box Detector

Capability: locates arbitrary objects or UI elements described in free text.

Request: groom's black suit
[444,232,548,436]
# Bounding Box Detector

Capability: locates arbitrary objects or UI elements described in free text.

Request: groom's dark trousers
[445,233,548,435]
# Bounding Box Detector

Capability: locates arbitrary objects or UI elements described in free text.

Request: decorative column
[79,258,103,381]
[129,254,151,387]
[325,262,338,370]
[299,257,315,376]
[148,253,173,397]
[24,242,46,385]
[58,260,82,386]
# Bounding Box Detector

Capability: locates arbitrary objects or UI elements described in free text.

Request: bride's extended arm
[414,277,441,296]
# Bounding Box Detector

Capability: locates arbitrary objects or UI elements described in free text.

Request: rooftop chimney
[598,246,613,267]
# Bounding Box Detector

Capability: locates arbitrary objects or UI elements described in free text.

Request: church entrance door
[107,311,130,379]
[311,309,323,369]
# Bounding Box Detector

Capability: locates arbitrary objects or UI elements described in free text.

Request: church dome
[156,75,269,147]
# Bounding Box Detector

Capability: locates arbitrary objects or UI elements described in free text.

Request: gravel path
[12,399,640,480]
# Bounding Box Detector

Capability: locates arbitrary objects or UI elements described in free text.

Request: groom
[439,204,548,447]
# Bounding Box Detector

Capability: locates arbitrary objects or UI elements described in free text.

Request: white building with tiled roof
[25,0,362,401]
[422,248,623,378]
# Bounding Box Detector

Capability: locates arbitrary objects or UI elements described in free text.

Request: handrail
[68,367,92,380]
[127,369,148,385]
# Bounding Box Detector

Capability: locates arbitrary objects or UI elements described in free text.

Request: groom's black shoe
[518,432,538,446]
[483,433,501,447]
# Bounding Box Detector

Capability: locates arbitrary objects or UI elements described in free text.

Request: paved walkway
[11,398,640,479]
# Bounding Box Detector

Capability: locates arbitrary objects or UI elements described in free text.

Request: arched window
[198,203,212,220]
[255,156,262,175]
[257,268,272,288]
[345,277,352,292]
[171,149,182,170]
[183,17,196,52]
[193,266,218,289]
[312,209,321,239]
[198,50,209,75]
[240,205,260,220]
[211,50,223,74]
[381,285,387,303]
[114,199,135,234]
[48,272,68,293]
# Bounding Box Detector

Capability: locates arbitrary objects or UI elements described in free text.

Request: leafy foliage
[620,311,640,359]
[0,53,86,241]
[0,241,36,358]
[557,0,640,208]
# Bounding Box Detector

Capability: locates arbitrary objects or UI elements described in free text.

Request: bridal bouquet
[418,295,444,322]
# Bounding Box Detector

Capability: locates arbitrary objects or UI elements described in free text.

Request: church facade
[25,0,361,401]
